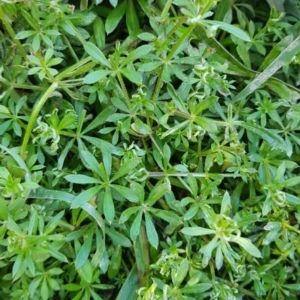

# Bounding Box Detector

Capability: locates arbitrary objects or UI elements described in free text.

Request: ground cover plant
[1,0,300,299]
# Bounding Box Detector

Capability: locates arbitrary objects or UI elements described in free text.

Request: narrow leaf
[234,237,261,258]
[130,210,143,242]
[205,20,251,41]
[103,188,115,224]
[80,150,103,178]
[84,70,112,84]
[84,42,111,68]
[241,122,289,156]
[119,206,141,224]
[71,186,101,209]
[75,230,94,269]
[181,227,215,236]
[106,228,132,247]
[110,157,140,182]
[145,212,159,249]
[64,174,101,185]
[233,35,300,102]
[146,182,169,206]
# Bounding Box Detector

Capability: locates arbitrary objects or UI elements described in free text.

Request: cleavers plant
[1,0,300,299]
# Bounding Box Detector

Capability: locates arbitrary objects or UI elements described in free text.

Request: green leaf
[194,116,218,133]
[172,258,189,287]
[0,197,8,220]
[153,209,182,226]
[106,228,132,247]
[145,212,159,249]
[146,182,169,206]
[80,150,102,178]
[132,117,151,135]
[234,237,261,258]
[64,174,101,185]
[130,210,143,242]
[64,284,81,291]
[110,157,140,182]
[83,106,116,134]
[105,1,126,34]
[204,20,251,41]
[259,35,293,72]
[71,186,101,209]
[57,112,77,130]
[236,42,251,69]
[66,11,97,27]
[221,191,231,214]
[181,227,216,236]
[119,206,141,224]
[84,70,112,84]
[28,188,105,235]
[115,265,139,300]
[120,68,142,85]
[82,136,117,155]
[84,42,111,68]
[167,83,189,113]
[181,283,212,294]
[48,245,68,263]
[281,176,300,188]
[93,17,106,48]
[194,96,218,115]
[139,61,163,72]
[241,122,289,156]
[187,174,198,197]
[233,35,300,102]
[103,188,115,224]
[15,30,36,39]
[215,246,223,270]
[78,260,93,283]
[126,0,141,37]
[75,229,94,269]
[108,244,122,279]
[111,184,138,202]
[130,182,145,203]
[137,32,156,41]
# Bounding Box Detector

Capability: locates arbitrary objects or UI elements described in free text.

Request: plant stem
[148,172,241,178]
[20,82,58,159]
[161,0,173,18]
[166,24,195,62]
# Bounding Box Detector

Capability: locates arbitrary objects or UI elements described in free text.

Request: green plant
[1,0,300,299]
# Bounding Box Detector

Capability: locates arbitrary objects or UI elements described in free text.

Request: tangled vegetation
[1,0,300,299]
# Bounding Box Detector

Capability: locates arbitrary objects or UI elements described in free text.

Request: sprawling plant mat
[1,0,300,299]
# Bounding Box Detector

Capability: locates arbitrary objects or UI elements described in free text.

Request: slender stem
[76,110,86,136]
[283,222,300,234]
[161,0,173,18]
[152,65,164,103]
[148,172,241,178]
[62,34,79,62]
[116,71,130,107]
[65,20,86,45]
[7,83,45,91]
[166,24,195,62]
[20,82,58,159]
[167,16,188,39]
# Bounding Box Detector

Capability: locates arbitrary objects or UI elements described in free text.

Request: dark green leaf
[103,188,115,224]
[71,186,101,209]
[145,212,158,249]
[84,42,111,68]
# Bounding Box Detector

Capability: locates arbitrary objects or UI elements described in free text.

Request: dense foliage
[1,0,300,299]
